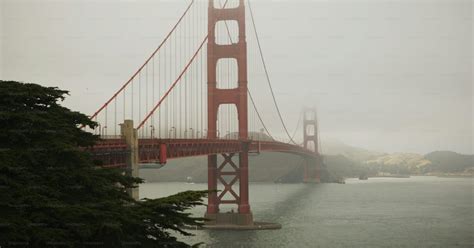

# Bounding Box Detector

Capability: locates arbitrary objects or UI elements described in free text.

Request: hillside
[363,153,432,174]
[323,155,366,178]
[424,151,473,173]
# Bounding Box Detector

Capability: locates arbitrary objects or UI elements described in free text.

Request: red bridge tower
[303,108,321,183]
[205,0,253,226]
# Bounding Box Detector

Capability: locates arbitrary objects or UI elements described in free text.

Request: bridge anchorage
[85,0,324,230]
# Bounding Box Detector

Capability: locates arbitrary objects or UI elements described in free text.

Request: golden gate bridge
[85,0,323,229]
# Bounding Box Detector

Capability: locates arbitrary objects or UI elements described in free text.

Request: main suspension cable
[290,110,303,141]
[247,0,297,144]
[248,89,273,139]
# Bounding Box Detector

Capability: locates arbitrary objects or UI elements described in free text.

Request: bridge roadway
[87,138,318,168]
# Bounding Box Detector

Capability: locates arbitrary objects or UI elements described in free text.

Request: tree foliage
[0,81,206,247]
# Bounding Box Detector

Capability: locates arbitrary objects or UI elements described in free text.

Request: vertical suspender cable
[104,106,108,137]
[146,65,149,137]
[164,39,168,137]
[184,9,188,138]
[200,5,204,138]
[178,19,182,137]
[114,99,117,135]
[138,72,142,137]
[158,48,161,138]
[172,30,176,137]
[131,78,134,122]
[123,88,126,122]
[152,56,155,137]
[194,4,198,137]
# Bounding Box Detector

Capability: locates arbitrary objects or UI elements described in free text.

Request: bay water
[140,176,473,247]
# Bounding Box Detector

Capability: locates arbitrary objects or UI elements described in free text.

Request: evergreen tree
[0,81,206,247]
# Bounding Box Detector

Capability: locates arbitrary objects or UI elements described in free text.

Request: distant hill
[322,141,473,176]
[424,151,473,173]
[323,155,366,178]
[363,153,432,174]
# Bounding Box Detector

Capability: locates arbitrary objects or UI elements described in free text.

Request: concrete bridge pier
[120,120,139,200]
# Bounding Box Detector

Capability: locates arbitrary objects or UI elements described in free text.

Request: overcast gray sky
[1,0,472,154]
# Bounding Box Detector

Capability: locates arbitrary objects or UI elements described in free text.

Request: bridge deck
[86,138,316,168]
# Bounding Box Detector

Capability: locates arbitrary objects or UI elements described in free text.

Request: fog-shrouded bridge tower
[303,107,321,183]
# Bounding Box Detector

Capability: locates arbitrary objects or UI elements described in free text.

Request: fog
[1,0,472,154]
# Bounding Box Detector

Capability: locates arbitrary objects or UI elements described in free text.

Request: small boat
[359,174,368,180]
[186,176,195,184]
